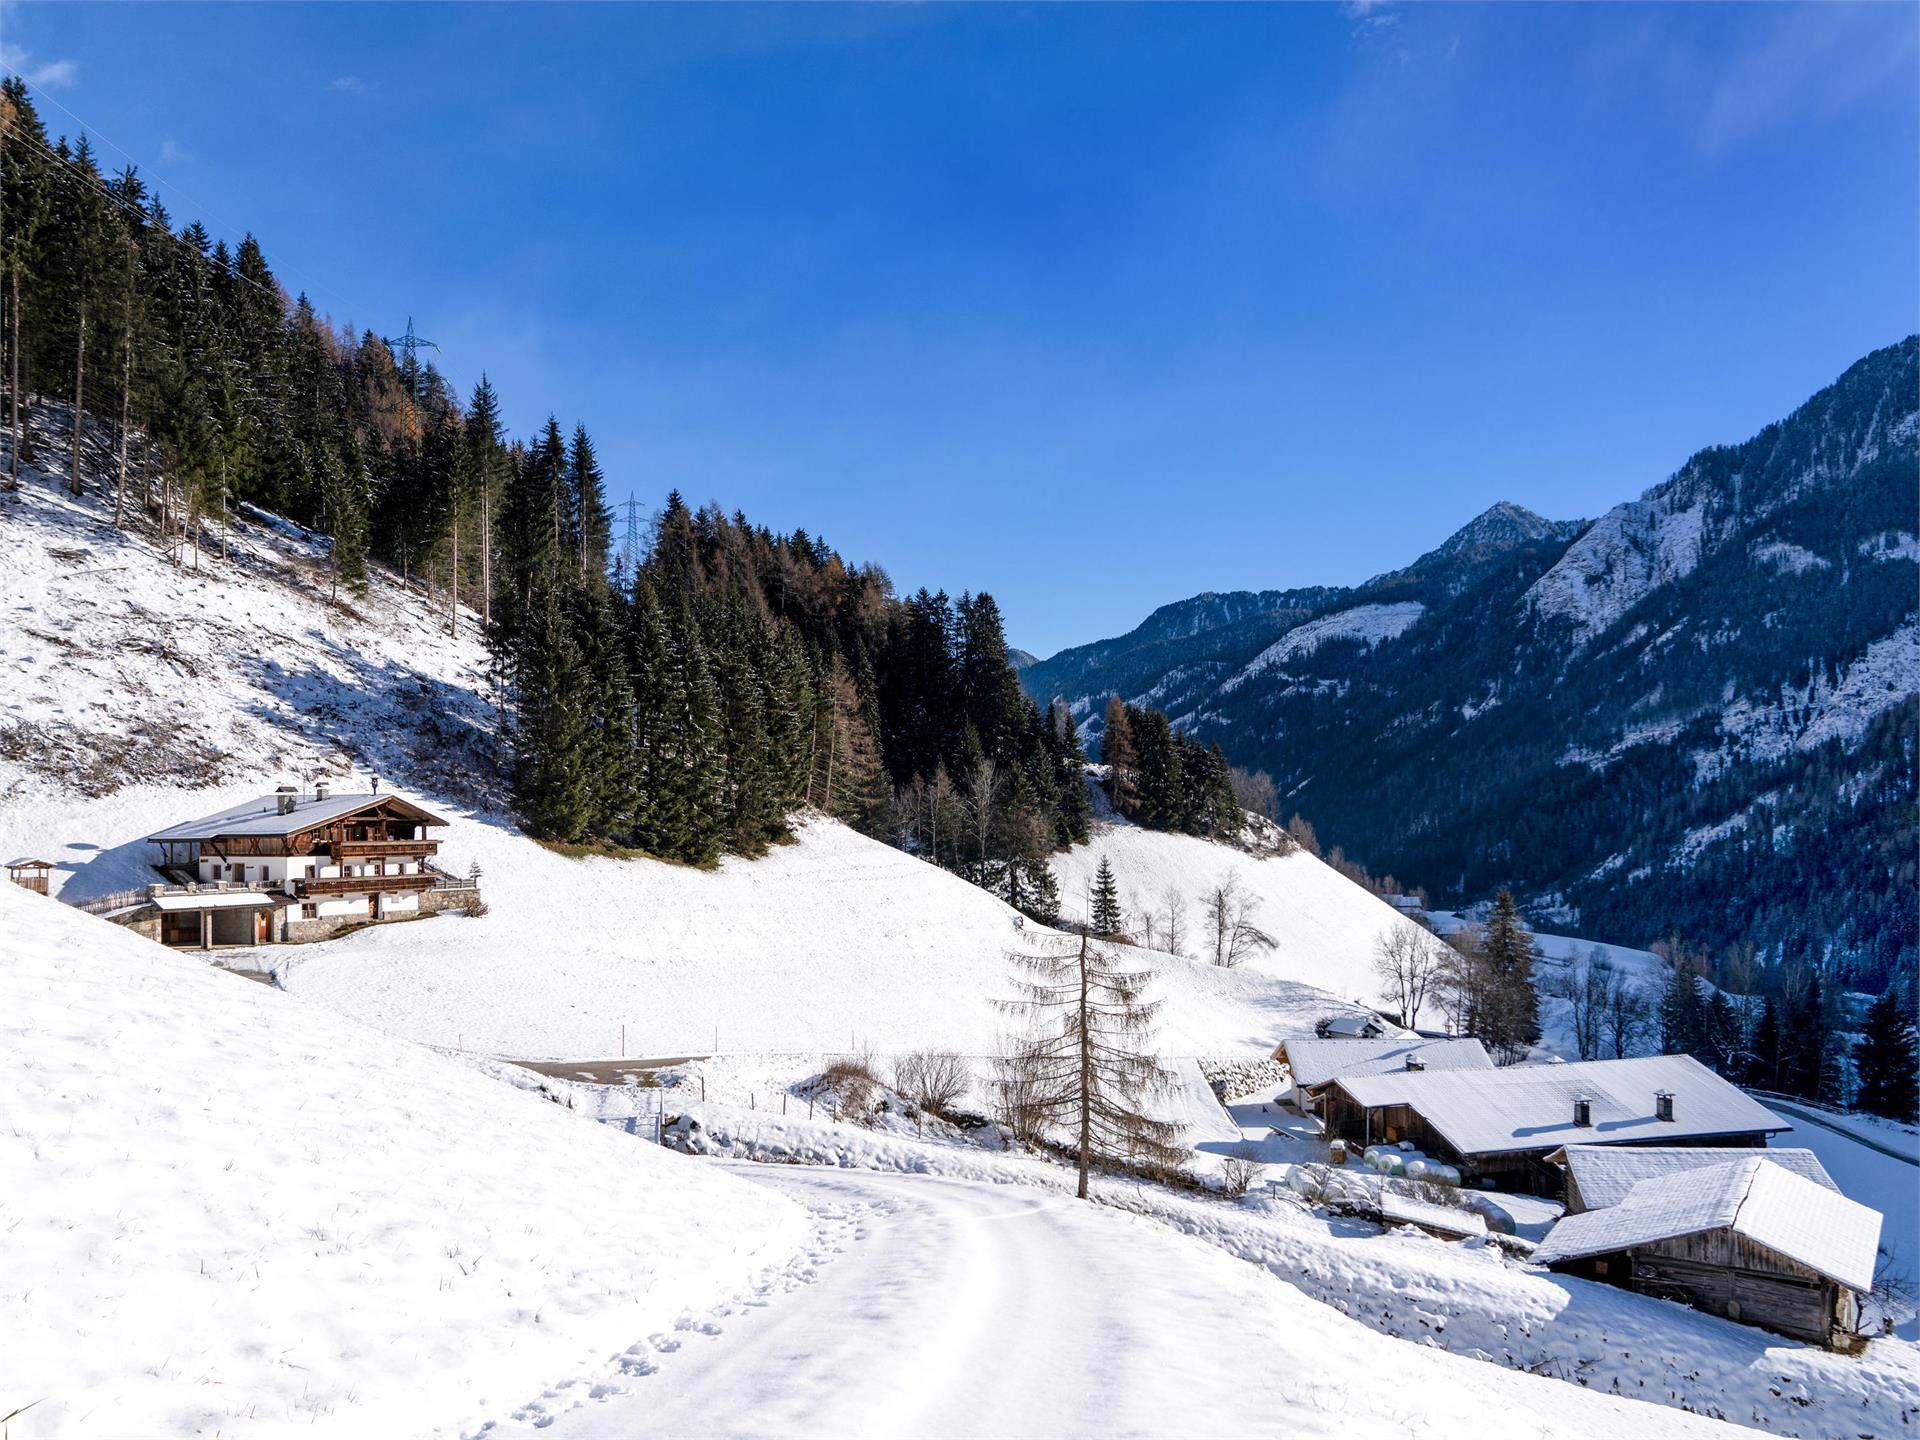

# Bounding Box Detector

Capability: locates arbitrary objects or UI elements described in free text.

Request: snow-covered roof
[149,891,277,912]
[1317,1013,1417,1039]
[1550,1144,1837,1211]
[6,858,53,869]
[1332,1054,1787,1157]
[1278,1036,1495,1091]
[1533,1156,1881,1293]
[149,791,445,842]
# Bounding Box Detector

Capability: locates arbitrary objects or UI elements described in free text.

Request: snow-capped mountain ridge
[1023,338,1919,980]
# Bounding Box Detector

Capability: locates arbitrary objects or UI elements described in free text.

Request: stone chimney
[1573,1096,1593,1127]
[276,784,297,817]
[1655,1091,1675,1122]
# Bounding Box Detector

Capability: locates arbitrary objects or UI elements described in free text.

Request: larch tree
[996,930,1187,1198]
[1101,695,1137,814]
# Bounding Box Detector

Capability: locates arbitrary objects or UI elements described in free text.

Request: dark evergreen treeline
[0,80,497,594]
[0,83,1088,911]
[1097,696,1240,840]
[1654,947,1917,1122]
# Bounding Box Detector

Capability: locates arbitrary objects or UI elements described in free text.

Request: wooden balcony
[333,838,441,858]
[297,872,437,897]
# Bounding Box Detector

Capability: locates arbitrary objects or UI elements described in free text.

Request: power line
[9,125,308,319]
[16,74,359,319]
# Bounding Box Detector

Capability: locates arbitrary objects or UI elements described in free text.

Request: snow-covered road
[481,1165,1749,1440]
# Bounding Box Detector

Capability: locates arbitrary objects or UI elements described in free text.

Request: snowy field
[0,879,809,1440]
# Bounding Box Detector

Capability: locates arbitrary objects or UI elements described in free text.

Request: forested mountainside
[0,82,1089,914]
[1025,340,1920,989]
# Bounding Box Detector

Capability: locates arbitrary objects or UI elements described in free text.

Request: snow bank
[0,880,808,1440]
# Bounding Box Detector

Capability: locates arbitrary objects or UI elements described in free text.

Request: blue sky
[6,2,1916,655]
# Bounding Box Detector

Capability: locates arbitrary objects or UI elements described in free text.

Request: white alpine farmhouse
[138,782,471,948]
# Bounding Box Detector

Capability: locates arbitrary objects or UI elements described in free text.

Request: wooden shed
[6,859,53,896]
[1532,1154,1882,1350]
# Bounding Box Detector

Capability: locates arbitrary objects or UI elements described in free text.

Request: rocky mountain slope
[1023,339,1919,984]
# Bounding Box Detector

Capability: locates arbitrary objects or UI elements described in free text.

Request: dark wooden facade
[153,797,443,902]
[1321,1087,1777,1196]
[1548,1230,1857,1349]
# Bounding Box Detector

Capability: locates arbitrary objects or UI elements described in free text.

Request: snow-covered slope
[271,812,1388,1059]
[1219,600,1426,693]
[0,878,808,1440]
[1051,812,1450,1023]
[1,446,498,811]
[0,451,1386,1064]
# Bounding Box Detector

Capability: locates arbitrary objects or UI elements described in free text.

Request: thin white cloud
[0,41,79,90]
[1342,1,1399,31]
[159,137,191,164]
[329,75,369,94]
[1695,5,1917,153]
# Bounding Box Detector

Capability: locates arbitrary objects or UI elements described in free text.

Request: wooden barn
[1532,1152,1882,1350]
[1320,1054,1789,1194]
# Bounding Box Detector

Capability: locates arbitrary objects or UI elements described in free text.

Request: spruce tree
[663,594,725,865]
[1089,855,1124,938]
[567,423,612,589]
[1049,702,1092,845]
[623,572,678,856]
[1744,996,1785,1091]
[1480,890,1542,1062]
[465,376,509,624]
[1853,983,1917,1122]
[1,77,53,484]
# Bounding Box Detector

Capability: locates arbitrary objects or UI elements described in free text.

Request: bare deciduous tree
[1228,766,1279,820]
[1373,924,1444,1027]
[894,1048,971,1117]
[1602,969,1653,1058]
[1202,871,1276,967]
[1558,946,1616,1060]
[1163,886,1187,958]
[996,931,1187,1197]
[1219,1143,1264,1198]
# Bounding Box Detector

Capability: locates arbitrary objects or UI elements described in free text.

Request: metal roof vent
[1573,1096,1593,1127]
[1655,1091,1675,1122]
[315,780,331,802]
[1404,1055,1426,1071]
[276,784,297,817]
